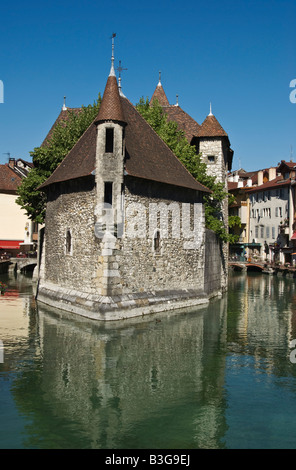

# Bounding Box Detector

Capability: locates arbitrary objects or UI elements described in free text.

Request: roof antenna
[290,145,293,162]
[209,102,213,116]
[116,60,127,97]
[109,33,116,77]
[62,96,67,111]
[158,70,162,87]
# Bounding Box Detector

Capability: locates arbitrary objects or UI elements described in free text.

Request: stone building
[246,162,296,264]
[228,162,296,265]
[0,158,37,257]
[36,53,233,321]
[150,79,233,292]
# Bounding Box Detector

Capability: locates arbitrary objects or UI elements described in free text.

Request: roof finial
[116,60,127,97]
[209,102,213,116]
[109,33,116,77]
[175,94,179,106]
[62,96,67,111]
[158,70,162,87]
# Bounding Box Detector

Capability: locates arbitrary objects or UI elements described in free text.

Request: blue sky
[0,0,295,172]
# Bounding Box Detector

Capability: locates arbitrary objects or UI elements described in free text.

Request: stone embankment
[229,261,296,278]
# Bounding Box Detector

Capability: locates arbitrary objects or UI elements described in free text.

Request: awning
[291,231,296,240]
[0,240,23,250]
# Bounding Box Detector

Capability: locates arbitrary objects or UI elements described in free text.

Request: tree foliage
[16,96,102,223]
[136,97,239,243]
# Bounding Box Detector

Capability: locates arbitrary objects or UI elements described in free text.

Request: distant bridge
[229,262,265,272]
[9,257,37,274]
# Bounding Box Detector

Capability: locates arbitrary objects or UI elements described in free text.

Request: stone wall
[118,176,206,295]
[42,176,98,294]
[204,229,225,297]
[38,174,226,320]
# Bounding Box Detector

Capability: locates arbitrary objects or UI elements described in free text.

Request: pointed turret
[95,74,126,124]
[197,108,228,138]
[150,71,170,106]
[95,37,126,125]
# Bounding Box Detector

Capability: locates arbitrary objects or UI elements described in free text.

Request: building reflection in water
[7,271,296,449]
[32,297,228,449]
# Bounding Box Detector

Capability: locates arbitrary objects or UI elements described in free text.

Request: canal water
[1,270,296,449]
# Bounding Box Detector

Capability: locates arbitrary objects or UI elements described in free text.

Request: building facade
[36,54,234,321]
[0,158,37,257]
[228,162,296,265]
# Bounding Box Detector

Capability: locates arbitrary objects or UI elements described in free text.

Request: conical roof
[150,83,170,106]
[197,113,228,138]
[95,74,126,124]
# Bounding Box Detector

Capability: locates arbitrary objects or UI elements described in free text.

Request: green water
[1,271,296,449]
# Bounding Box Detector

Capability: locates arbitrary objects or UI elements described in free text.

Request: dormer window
[105,127,114,153]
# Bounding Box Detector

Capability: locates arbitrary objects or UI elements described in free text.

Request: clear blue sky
[0,0,295,172]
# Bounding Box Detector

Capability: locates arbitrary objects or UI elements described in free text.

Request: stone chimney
[268,167,276,181]
[258,170,263,186]
[8,158,15,168]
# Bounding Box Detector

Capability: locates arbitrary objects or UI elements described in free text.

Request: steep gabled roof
[39,84,210,193]
[122,97,210,193]
[0,164,22,192]
[165,106,201,143]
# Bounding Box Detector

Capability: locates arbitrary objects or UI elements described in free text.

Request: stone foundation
[37,281,209,321]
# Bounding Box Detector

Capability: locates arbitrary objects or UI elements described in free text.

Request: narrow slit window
[154,230,161,252]
[66,230,72,254]
[105,127,114,153]
[104,182,113,206]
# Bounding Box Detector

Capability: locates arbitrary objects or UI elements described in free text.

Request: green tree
[16,96,101,223]
[136,97,240,243]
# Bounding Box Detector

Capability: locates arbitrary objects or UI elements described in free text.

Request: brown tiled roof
[39,93,210,193]
[122,97,210,193]
[41,107,82,146]
[38,118,97,188]
[95,75,126,124]
[197,114,228,138]
[245,176,290,193]
[150,84,170,106]
[277,160,296,170]
[0,164,22,192]
[164,106,201,142]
